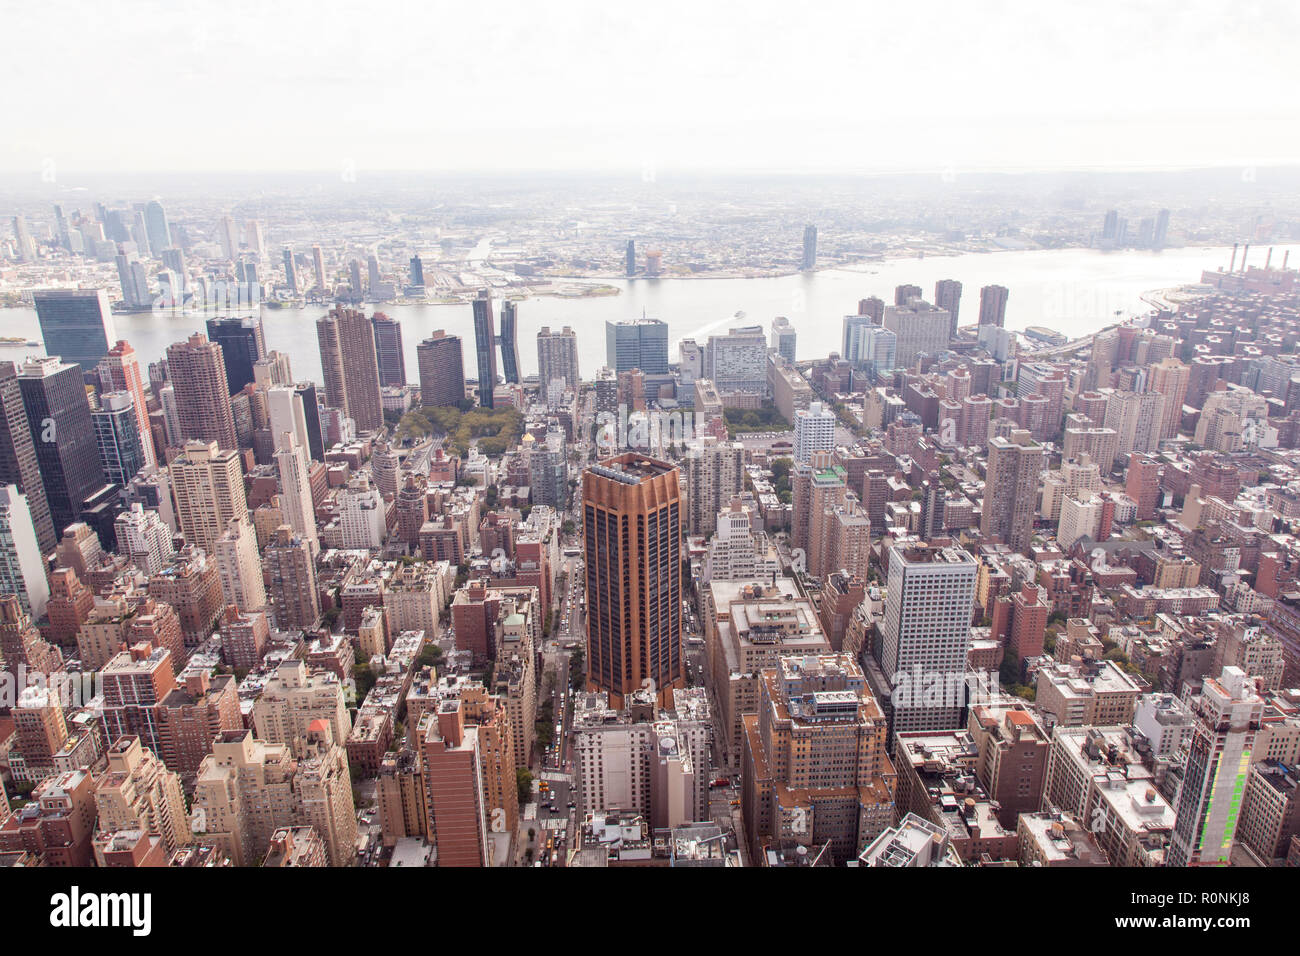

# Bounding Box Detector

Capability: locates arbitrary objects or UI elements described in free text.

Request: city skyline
[3,0,1300,910]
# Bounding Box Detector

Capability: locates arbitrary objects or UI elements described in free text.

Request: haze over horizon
[4,0,1297,178]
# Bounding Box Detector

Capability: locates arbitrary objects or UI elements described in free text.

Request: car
[567,801,575,809]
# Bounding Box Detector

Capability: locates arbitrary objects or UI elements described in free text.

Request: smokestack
[1285,250,1291,271]
[1229,243,1238,272]
[1241,244,1249,272]
[1265,247,1273,270]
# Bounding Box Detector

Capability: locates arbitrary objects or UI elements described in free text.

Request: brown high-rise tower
[166,333,238,450]
[583,454,683,708]
[316,307,383,432]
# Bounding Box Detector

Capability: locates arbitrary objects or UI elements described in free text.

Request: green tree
[352,664,377,702]
[516,768,534,805]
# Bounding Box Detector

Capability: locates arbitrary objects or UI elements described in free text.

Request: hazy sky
[3,0,1296,175]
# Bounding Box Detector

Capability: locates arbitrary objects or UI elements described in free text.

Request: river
[2,243,1293,387]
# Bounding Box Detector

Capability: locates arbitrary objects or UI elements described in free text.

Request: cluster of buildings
[5,214,1300,874]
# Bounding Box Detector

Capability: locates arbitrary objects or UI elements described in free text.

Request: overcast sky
[3,0,1296,175]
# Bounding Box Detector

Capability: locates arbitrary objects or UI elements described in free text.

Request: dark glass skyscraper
[92,392,147,489]
[33,288,117,374]
[206,316,266,394]
[283,247,298,294]
[293,382,325,462]
[17,356,106,538]
[625,239,636,277]
[499,300,521,384]
[371,312,406,388]
[472,291,498,408]
[0,361,56,552]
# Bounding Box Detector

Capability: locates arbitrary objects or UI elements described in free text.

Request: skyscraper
[934,279,963,337]
[841,314,873,365]
[499,300,521,385]
[293,383,325,462]
[1153,209,1171,251]
[420,700,488,868]
[978,285,1009,328]
[408,255,425,288]
[605,318,668,374]
[1125,454,1161,521]
[115,252,152,309]
[370,312,406,388]
[742,655,894,864]
[0,361,55,552]
[878,543,977,734]
[1149,357,1190,441]
[583,454,683,708]
[97,340,157,470]
[0,485,51,620]
[143,200,171,256]
[1103,389,1165,467]
[1102,209,1119,240]
[861,326,897,383]
[982,429,1045,554]
[1168,667,1263,866]
[801,224,817,270]
[264,526,321,631]
[417,331,466,409]
[311,244,326,291]
[683,437,743,536]
[170,440,249,555]
[33,288,116,374]
[316,307,383,432]
[625,240,636,277]
[536,326,580,389]
[471,291,498,408]
[218,217,239,260]
[793,401,836,463]
[770,316,797,365]
[11,215,36,261]
[205,316,266,395]
[882,299,951,368]
[895,284,922,305]
[17,356,105,537]
[282,248,298,294]
[92,392,147,488]
[166,332,238,450]
[268,387,310,459]
[245,219,265,258]
[215,517,267,612]
[274,432,318,546]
